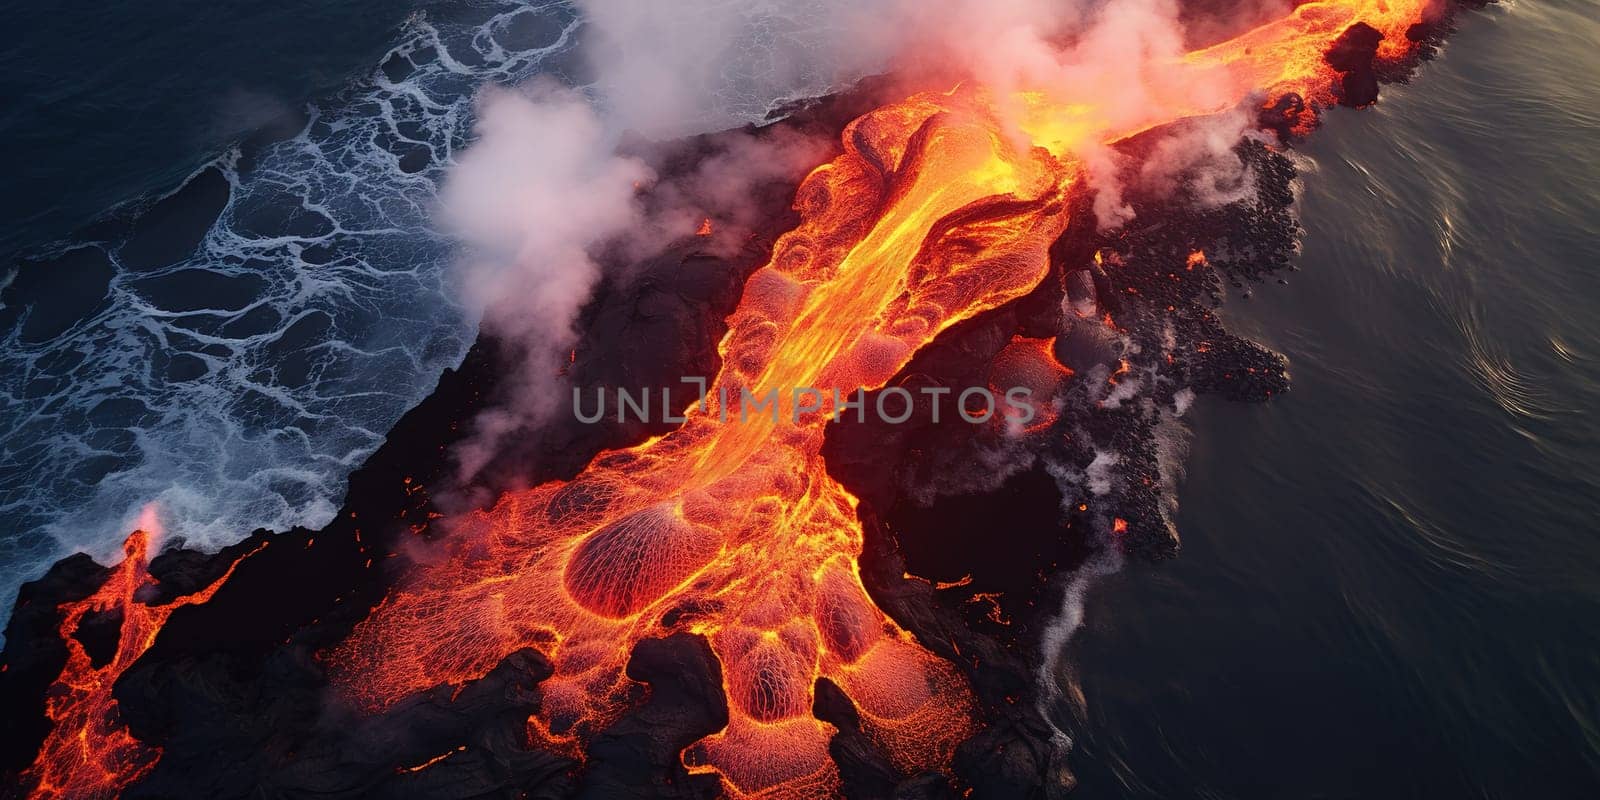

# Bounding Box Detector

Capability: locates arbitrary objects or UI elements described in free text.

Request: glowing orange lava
[21,530,260,800]
[990,335,1073,434]
[334,2,1436,796]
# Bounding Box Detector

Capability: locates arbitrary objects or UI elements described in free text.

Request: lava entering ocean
[17,524,259,800]
[319,1,1448,797]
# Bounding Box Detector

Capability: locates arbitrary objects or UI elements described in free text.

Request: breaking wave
[0,0,892,646]
[0,1,591,640]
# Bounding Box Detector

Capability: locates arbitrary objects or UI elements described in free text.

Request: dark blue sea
[1068,3,1600,795]
[1,1,1595,796]
[0,0,590,624]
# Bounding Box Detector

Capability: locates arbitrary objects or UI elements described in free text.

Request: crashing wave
[0,1,589,642]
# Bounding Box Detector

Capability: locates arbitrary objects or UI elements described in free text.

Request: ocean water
[0,0,874,643]
[1063,2,1600,796]
[0,0,591,637]
[1,1,1596,795]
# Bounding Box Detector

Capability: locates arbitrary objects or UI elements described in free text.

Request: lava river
[329,2,1440,796]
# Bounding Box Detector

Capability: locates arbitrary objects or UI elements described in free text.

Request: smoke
[883,0,1260,228]
[136,502,165,552]
[441,0,1274,480]
[439,79,830,481]
[1137,106,1261,207]
[621,125,835,261]
[574,0,886,137]
[1035,539,1125,746]
[1178,0,1297,48]
[568,0,1269,153]
[573,0,1265,224]
[439,82,650,480]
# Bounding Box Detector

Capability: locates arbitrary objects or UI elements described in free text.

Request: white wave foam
[0,1,584,644]
[0,0,914,647]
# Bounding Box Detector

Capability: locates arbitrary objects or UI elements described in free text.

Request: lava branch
[20,531,262,800]
[331,2,1439,797]
[336,92,1075,796]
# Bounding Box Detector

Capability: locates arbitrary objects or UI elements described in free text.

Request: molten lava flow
[338,90,1073,796]
[1018,0,1436,154]
[1186,0,1428,91]
[334,2,1435,795]
[22,531,259,800]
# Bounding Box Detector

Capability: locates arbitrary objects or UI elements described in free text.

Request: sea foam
[0,1,584,644]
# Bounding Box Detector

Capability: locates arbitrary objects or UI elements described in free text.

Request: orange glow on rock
[21,530,261,800]
[990,335,1072,434]
[335,88,1065,795]
[330,3,1436,795]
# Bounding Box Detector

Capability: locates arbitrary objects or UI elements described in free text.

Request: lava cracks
[562,502,723,619]
[332,88,1076,797]
[23,530,260,800]
[327,1,1449,789]
[678,495,976,796]
[334,439,979,796]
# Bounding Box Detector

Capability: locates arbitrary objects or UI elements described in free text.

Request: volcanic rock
[1326,22,1385,107]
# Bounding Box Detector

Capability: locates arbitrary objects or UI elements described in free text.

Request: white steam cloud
[440,79,830,479]
[575,0,884,137]
[441,0,1272,478]
[440,82,651,480]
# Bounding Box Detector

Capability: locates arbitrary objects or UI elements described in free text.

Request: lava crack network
[333,2,1434,796]
[22,531,258,800]
[337,92,1073,795]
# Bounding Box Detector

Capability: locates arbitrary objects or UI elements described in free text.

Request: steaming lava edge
[0,2,1490,798]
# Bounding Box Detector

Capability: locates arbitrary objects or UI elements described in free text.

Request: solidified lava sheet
[0,2,1492,799]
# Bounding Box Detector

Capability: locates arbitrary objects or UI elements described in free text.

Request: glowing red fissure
[22,532,261,800]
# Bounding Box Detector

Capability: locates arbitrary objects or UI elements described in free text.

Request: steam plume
[440,82,650,480]
[442,0,1272,482]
